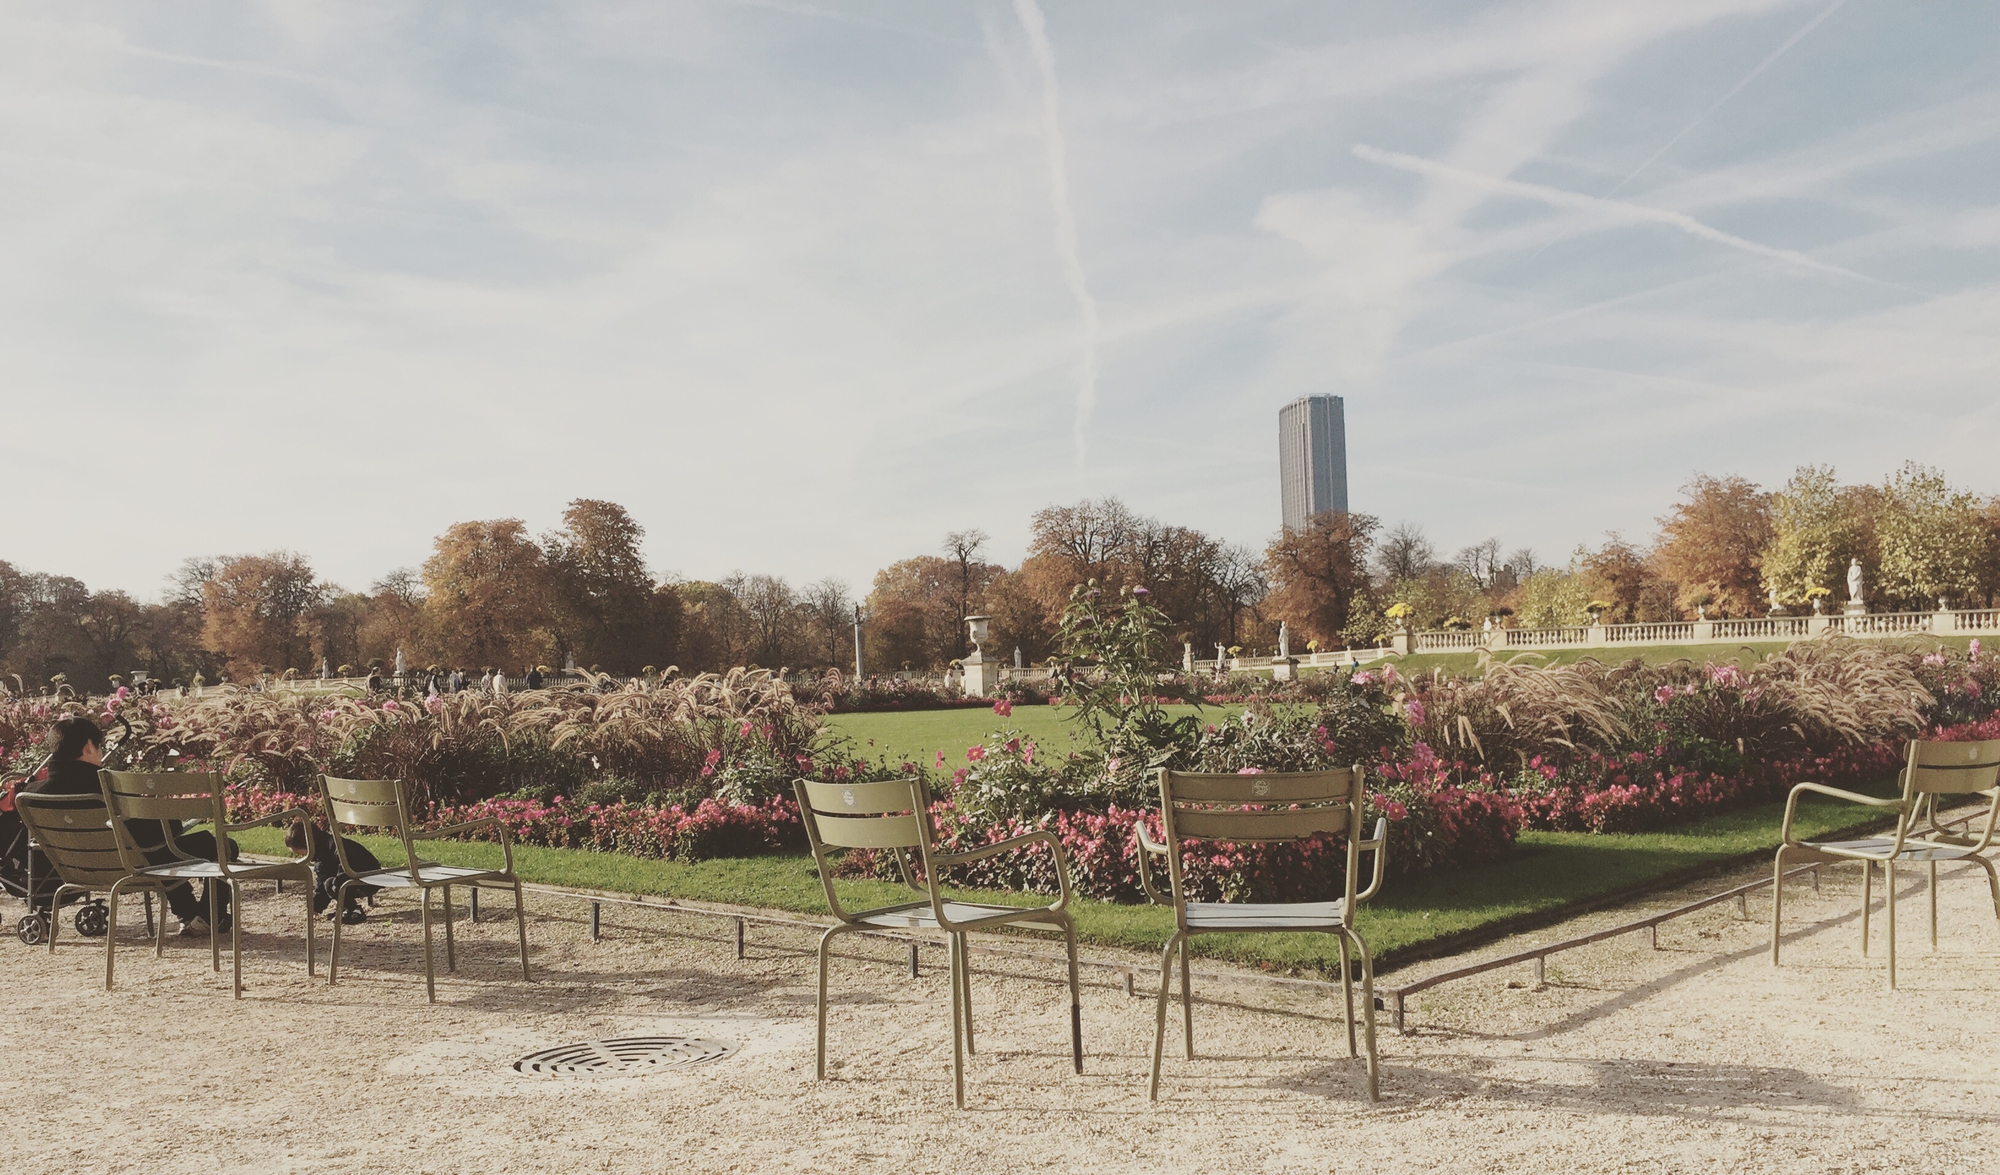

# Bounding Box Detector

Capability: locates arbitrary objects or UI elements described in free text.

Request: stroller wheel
[74,901,109,938]
[15,913,47,946]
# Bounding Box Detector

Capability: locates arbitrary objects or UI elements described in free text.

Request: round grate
[512,1036,736,1078]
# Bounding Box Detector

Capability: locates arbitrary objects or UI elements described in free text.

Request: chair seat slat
[1165,770,1353,803]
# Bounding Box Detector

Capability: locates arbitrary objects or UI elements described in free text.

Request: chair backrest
[320,776,418,882]
[1904,738,2000,795]
[793,777,931,923]
[97,770,226,873]
[1153,767,1365,925]
[1902,738,2000,852]
[16,790,129,891]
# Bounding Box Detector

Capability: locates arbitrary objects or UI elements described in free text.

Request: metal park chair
[318,775,532,1001]
[793,776,1083,1109]
[1134,766,1388,1102]
[1772,737,2000,987]
[14,788,155,952]
[98,770,316,996]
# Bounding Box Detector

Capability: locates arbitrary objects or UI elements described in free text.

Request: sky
[3,0,1998,600]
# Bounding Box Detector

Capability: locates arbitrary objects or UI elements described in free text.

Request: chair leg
[1348,929,1380,1102]
[1861,860,1873,955]
[1337,932,1357,1058]
[330,880,349,986]
[1886,860,1897,990]
[949,933,966,1110]
[48,884,71,953]
[1063,917,1083,1074]
[420,887,437,1002]
[1769,849,1786,966]
[443,885,456,973]
[144,891,154,941]
[231,881,244,999]
[1148,932,1183,1102]
[1180,936,1194,1060]
[104,882,122,991]
[815,926,840,1080]
[152,887,165,957]
[1977,857,2000,924]
[303,872,316,977]
[512,883,531,982]
[210,881,222,973]
[1929,860,1939,952]
[956,932,974,1056]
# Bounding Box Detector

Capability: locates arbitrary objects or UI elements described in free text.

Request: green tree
[1761,465,1866,607]
[1876,462,1982,608]
[1514,560,1595,628]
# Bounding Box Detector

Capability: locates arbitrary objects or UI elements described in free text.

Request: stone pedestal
[1844,600,1867,618]
[1586,622,1607,648]
[1270,656,1297,682]
[1390,629,1411,657]
[961,655,1001,698]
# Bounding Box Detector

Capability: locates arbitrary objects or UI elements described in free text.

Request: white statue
[1278,621,1290,660]
[1847,558,1864,605]
[394,647,406,676]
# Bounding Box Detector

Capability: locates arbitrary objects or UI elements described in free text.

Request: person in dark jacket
[26,714,235,934]
[282,821,380,923]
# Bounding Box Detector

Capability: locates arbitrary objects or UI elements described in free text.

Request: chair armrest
[1133,821,1171,907]
[929,831,1073,913]
[411,817,516,874]
[1781,782,1904,848]
[1353,817,1390,904]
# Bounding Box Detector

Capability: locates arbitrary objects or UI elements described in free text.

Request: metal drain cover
[512,1036,737,1078]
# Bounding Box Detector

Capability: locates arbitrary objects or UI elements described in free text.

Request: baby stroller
[1,716,142,945]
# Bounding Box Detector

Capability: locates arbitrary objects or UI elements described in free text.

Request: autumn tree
[863,556,959,671]
[201,553,323,676]
[544,499,669,673]
[1262,512,1379,649]
[1761,465,1869,607]
[1653,474,1773,617]
[1876,462,1982,608]
[1581,535,1669,622]
[797,578,854,669]
[421,520,551,671]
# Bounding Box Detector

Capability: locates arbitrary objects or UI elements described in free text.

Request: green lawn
[233,780,1896,979]
[825,704,1227,772]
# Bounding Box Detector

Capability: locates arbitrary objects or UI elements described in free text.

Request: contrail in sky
[1013,0,1099,466]
[1527,0,1846,263]
[1609,0,1847,197]
[1354,143,1897,288]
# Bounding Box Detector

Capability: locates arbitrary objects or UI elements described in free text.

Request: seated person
[27,714,236,935]
[282,821,381,923]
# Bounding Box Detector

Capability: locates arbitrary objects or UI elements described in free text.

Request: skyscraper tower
[1279,395,1348,532]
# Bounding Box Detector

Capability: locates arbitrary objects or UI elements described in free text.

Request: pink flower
[1132,586,1150,597]
[1004,738,1020,754]
[935,750,946,768]
[382,699,399,711]
[704,748,722,767]
[1023,741,1036,764]
[1236,767,1264,775]
[966,745,987,762]
[1107,757,1122,773]
[952,768,968,787]
[424,695,444,714]
[1972,639,1982,662]
[1654,685,1676,705]
[993,700,1014,717]
[739,719,752,736]
[1404,699,1426,725]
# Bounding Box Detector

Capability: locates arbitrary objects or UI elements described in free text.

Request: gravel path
[4,856,1997,1173]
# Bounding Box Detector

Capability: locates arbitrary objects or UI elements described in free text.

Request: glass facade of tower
[1279,394,1348,532]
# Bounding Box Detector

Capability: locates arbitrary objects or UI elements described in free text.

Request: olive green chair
[794,776,1083,1109]
[318,775,531,1001]
[1773,737,2000,987]
[1135,766,1388,1101]
[98,770,316,996]
[15,788,154,952]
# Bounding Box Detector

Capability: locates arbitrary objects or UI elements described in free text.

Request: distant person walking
[525,666,544,690]
[492,668,507,695]
[479,669,493,693]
